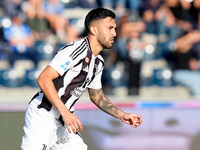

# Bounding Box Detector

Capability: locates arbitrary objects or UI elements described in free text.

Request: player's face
[97,17,117,49]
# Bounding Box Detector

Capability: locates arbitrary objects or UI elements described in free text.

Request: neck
[87,34,103,57]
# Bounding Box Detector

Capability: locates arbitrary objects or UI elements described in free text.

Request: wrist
[118,110,125,120]
[58,103,69,116]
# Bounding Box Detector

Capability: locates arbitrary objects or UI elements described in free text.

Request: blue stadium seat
[62,0,79,8]
[30,40,55,66]
[143,44,157,61]
[102,66,128,88]
[0,69,2,85]
[55,42,66,51]
[152,68,176,87]
[79,0,98,8]
[1,68,25,87]
[140,75,153,87]
[25,68,42,88]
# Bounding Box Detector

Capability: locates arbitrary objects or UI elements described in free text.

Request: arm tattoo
[89,89,120,118]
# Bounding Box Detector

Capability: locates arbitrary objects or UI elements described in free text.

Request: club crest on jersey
[85,57,89,63]
[61,61,70,71]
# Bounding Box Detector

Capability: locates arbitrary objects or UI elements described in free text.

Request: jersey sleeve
[49,49,73,76]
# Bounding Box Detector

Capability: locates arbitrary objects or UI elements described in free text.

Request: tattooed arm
[88,88,143,128]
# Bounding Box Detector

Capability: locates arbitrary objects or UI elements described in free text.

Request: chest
[72,56,103,80]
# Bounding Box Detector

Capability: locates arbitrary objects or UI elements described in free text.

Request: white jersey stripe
[31,37,104,119]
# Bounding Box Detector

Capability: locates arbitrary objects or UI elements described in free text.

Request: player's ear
[90,26,97,35]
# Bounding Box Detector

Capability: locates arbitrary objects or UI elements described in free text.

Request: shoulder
[56,38,88,60]
[59,38,87,52]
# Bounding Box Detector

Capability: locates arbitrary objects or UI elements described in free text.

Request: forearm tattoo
[89,89,120,118]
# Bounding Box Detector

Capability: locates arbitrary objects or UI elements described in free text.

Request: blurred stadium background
[1,0,200,149]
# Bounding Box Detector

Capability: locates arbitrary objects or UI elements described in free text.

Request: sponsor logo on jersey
[70,78,91,97]
[82,78,90,88]
[70,87,83,98]
[61,61,70,71]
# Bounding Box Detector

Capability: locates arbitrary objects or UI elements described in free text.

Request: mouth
[110,38,115,43]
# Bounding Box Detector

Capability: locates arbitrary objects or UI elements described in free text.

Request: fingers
[129,114,143,128]
[133,120,141,128]
[66,121,83,134]
[135,116,143,126]
[132,121,140,128]
[62,113,83,134]
[67,125,72,133]
[136,115,143,124]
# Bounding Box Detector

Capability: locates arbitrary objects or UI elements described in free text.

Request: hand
[62,112,83,134]
[121,113,143,128]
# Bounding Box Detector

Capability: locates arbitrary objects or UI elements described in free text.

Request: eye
[108,26,113,30]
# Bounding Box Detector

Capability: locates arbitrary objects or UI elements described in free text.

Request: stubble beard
[98,36,113,49]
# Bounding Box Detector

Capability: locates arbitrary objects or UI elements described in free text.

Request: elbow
[88,88,103,103]
[37,74,44,88]
[36,77,41,87]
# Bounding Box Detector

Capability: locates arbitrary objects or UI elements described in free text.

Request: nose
[113,29,117,37]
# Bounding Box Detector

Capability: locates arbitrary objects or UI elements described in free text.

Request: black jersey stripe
[71,41,85,58]
[37,93,53,111]
[74,58,84,68]
[60,41,75,51]
[88,57,104,85]
[70,40,85,57]
[61,70,88,104]
[62,50,92,104]
[69,99,78,110]
[98,57,104,67]
[88,60,98,85]
[70,40,86,59]
[71,43,86,60]
[29,92,39,104]
[72,45,86,60]
[85,37,91,51]
[37,71,68,111]
[31,37,104,118]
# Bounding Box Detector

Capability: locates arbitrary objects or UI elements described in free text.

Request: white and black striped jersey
[31,37,104,119]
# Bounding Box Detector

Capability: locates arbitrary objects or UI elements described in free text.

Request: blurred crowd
[0,0,200,98]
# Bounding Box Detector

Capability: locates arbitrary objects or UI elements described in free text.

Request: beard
[98,35,113,49]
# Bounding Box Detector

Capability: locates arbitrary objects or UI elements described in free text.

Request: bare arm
[88,88,142,128]
[37,65,82,133]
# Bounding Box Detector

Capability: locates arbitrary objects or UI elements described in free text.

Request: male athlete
[21,8,143,150]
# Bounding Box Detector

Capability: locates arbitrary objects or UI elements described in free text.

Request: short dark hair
[84,8,116,33]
